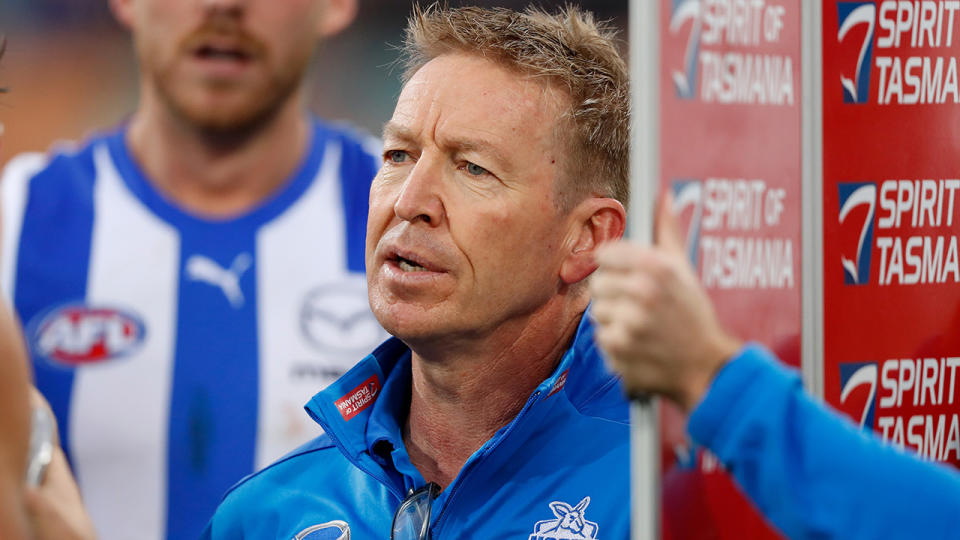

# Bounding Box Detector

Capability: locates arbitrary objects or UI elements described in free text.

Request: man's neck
[403,297,587,489]
[125,93,310,218]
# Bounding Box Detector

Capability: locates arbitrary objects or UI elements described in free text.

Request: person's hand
[24,389,97,540]
[590,192,741,413]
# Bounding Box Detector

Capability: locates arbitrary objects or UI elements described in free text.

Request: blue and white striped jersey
[1,119,388,540]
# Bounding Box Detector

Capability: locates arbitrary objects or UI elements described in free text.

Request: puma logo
[185,253,252,309]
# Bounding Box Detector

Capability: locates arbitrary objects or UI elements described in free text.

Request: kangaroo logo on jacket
[529,497,598,540]
[294,520,350,540]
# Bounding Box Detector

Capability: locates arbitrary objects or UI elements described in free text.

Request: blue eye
[386,150,408,163]
[465,162,488,176]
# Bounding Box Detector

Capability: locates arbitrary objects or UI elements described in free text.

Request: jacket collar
[304,308,623,492]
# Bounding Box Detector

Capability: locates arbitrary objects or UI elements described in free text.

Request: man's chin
[371,303,447,343]
[174,100,276,135]
[158,80,289,137]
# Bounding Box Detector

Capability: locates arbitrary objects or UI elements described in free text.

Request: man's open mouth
[396,256,428,273]
[194,44,252,62]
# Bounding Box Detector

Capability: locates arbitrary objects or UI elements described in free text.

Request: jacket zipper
[431,390,542,536]
[308,409,405,501]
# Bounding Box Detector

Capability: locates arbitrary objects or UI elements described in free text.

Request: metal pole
[801,0,825,397]
[629,1,660,539]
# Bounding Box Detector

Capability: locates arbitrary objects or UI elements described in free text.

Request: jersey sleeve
[334,129,380,274]
[0,152,48,300]
[688,344,960,539]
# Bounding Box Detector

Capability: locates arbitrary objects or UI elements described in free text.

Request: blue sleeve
[199,474,256,540]
[200,506,233,540]
[688,344,960,540]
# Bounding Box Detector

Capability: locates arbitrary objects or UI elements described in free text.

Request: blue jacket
[692,344,960,540]
[203,313,631,539]
[205,324,960,539]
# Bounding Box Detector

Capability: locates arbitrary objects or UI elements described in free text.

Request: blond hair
[400,4,630,210]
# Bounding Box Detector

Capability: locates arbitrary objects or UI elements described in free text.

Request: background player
[0,0,388,538]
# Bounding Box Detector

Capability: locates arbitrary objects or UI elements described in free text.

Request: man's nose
[393,156,445,226]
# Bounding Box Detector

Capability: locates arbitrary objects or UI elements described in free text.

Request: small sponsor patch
[294,520,350,540]
[29,304,146,367]
[548,369,569,397]
[334,375,381,421]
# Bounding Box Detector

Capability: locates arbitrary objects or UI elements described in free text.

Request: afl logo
[29,304,146,367]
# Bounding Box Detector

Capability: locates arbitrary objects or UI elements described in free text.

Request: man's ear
[318,0,358,38]
[560,197,627,285]
[109,0,135,29]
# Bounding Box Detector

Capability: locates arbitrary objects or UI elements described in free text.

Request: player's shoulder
[1,132,114,198]
[313,118,381,162]
[207,433,384,539]
[220,433,343,503]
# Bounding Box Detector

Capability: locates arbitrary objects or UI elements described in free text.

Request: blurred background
[0,0,627,165]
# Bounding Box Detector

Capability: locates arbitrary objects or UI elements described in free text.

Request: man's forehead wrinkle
[383,92,441,144]
[390,69,443,131]
[382,121,415,143]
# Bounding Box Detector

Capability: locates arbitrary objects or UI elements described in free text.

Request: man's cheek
[369,170,406,204]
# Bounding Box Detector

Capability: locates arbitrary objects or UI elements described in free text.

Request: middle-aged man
[0,0,388,538]
[202,5,960,540]
[204,5,632,539]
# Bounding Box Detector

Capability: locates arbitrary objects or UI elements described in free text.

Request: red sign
[822,0,960,468]
[659,0,802,538]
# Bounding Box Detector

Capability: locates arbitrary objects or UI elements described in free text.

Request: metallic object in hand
[25,404,55,486]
